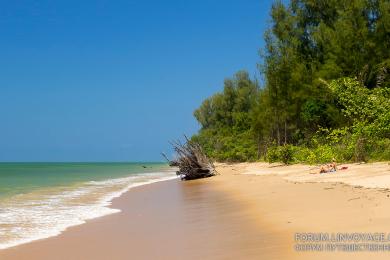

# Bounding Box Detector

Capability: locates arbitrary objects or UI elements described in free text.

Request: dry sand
[1,162,390,259]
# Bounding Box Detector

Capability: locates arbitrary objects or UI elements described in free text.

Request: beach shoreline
[1,162,390,259]
[0,163,177,251]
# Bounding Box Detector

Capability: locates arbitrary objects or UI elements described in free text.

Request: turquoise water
[0,162,169,198]
[0,162,177,249]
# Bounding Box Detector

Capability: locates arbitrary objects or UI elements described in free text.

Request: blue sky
[0,0,272,161]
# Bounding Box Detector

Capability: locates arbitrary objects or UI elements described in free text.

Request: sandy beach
[1,162,390,259]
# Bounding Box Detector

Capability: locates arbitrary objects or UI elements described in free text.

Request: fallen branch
[162,136,216,180]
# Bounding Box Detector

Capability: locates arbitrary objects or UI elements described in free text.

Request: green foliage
[267,145,294,164]
[280,145,294,164]
[368,139,390,161]
[301,99,326,125]
[266,146,280,163]
[270,146,292,163]
[324,77,390,161]
[266,144,338,165]
[328,78,390,126]
[192,0,390,163]
[265,137,390,165]
[192,71,259,162]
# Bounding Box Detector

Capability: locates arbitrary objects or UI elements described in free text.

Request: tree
[192,71,259,161]
[192,0,390,162]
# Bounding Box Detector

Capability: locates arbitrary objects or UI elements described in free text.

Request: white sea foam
[0,171,177,250]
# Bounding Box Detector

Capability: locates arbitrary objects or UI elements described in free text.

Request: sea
[0,162,177,249]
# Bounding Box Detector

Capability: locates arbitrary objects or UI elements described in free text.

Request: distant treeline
[192,0,390,163]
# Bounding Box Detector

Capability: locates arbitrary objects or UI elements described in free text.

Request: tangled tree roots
[162,137,216,180]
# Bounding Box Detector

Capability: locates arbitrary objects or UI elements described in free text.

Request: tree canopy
[192,0,390,163]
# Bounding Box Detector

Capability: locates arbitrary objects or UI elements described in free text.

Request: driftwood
[162,137,216,180]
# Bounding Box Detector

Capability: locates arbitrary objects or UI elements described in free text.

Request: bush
[266,146,280,163]
[262,137,389,165]
[266,145,294,164]
[279,145,294,164]
[314,145,336,164]
[292,146,315,164]
[366,138,390,161]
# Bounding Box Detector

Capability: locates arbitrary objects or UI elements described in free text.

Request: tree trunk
[284,120,287,145]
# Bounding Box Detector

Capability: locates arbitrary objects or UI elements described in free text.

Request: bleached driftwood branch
[162,136,215,180]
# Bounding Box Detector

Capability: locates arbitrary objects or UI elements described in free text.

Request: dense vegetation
[192,0,390,164]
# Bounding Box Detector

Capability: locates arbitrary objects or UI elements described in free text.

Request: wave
[0,171,177,250]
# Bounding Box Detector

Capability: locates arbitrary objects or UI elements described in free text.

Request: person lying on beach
[319,159,337,173]
[319,165,334,173]
[310,160,348,174]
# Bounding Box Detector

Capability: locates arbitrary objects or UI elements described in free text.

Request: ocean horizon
[0,162,177,249]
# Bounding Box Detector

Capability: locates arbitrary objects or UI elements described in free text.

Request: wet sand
[0,172,286,260]
[1,162,390,259]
